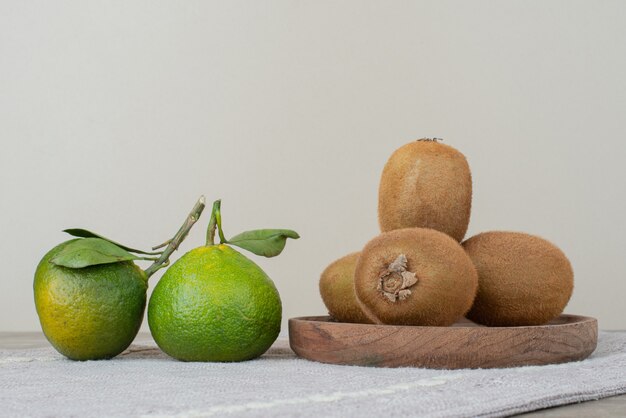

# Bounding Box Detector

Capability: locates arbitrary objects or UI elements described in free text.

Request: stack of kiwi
[319,139,574,327]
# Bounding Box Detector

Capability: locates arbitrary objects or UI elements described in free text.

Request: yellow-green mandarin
[148,244,282,362]
[34,240,147,361]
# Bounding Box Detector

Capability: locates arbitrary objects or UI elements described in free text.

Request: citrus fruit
[148,244,282,362]
[34,239,148,361]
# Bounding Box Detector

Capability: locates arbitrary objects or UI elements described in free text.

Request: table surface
[2,332,625,417]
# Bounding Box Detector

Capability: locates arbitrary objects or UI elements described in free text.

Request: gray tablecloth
[1,332,625,418]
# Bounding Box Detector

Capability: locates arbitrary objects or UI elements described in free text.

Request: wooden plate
[288,314,597,369]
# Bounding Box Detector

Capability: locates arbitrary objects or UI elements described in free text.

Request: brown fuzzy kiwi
[354,228,478,326]
[463,231,574,326]
[319,252,373,324]
[378,139,472,241]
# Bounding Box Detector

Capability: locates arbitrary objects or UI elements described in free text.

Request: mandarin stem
[205,199,226,246]
[206,200,220,246]
[215,202,226,244]
[144,196,206,279]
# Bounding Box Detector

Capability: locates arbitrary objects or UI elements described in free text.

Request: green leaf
[50,238,142,268]
[227,229,300,258]
[63,229,161,255]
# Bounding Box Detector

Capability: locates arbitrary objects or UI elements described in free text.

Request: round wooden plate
[288,314,597,369]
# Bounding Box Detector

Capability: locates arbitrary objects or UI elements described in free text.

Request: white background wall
[1,1,625,332]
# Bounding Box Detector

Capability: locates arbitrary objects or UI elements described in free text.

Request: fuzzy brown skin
[319,252,373,324]
[354,228,478,326]
[463,231,574,327]
[378,140,472,242]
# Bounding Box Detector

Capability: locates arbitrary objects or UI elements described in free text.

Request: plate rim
[288,313,597,330]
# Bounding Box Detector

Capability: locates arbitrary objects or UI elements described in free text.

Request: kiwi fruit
[354,228,478,326]
[463,231,574,326]
[319,252,373,324]
[378,139,472,241]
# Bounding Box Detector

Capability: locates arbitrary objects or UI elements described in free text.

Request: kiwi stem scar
[377,254,418,302]
[143,196,206,279]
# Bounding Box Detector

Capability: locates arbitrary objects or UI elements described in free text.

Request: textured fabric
[1,332,625,418]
